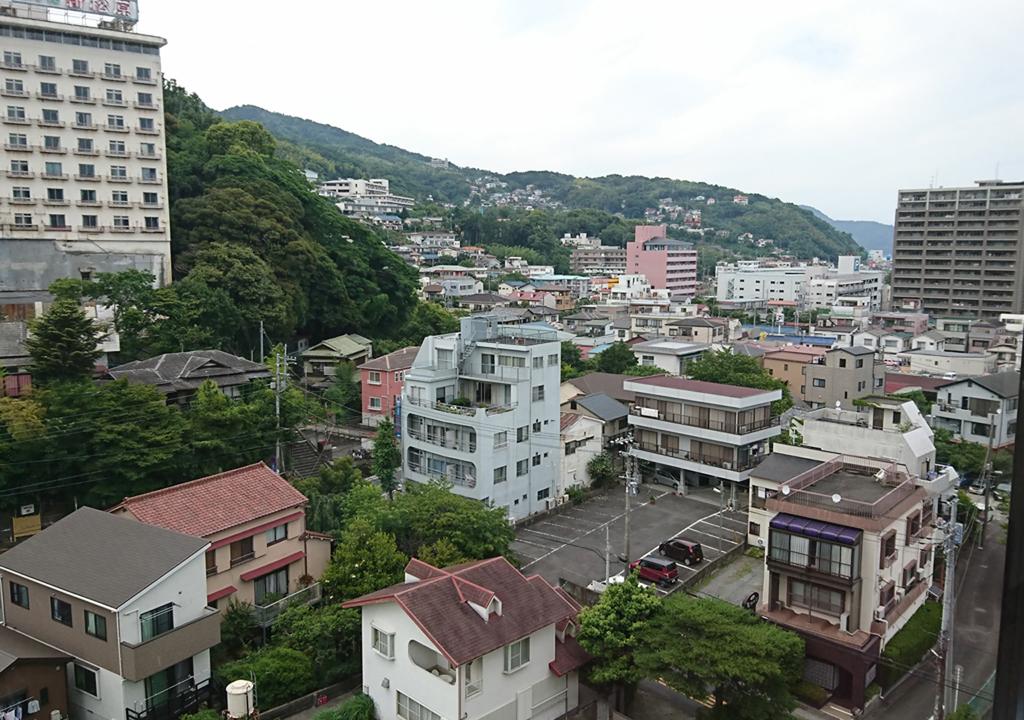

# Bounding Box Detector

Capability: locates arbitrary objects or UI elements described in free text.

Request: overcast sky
[136,0,1023,223]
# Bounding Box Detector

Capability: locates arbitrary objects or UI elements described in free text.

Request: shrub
[877,601,941,690]
[865,683,881,702]
[180,710,222,720]
[217,646,316,709]
[947,704,978,720]
[314,694,375,720]
[567,486,587,505]
[792,680,830,707]
[744,547,765,559]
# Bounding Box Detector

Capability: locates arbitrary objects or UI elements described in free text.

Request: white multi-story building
[715,263,826,305]
[402,316,561,521]
[318,177,415,216]
[0,507,220,720]
[806,272,885,311]
[931,371,1019,448]
[343,557,588,720]
[625,375,781,497]
[0,2,170,310]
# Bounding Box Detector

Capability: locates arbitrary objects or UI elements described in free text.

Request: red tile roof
[343,557,580,666]
[885,372,950,394]
[239,550,305,581]
[207,586,237,603]
[629,375,772,398]
[110,462,308,539]
[550,635,591,677]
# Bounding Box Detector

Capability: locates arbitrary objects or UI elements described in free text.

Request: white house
[629,338,708,375]
[0,508,220,720]
[911,330,946,352]
[904,350,997,377]
[343,557,589,720]
[559,413,604,496]
[931,372,1020,448]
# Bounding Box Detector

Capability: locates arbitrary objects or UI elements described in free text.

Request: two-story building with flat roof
[0,508,220,720]
[625,375,781,498]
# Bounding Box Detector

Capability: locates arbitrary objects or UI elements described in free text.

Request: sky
[135,0,1024,223]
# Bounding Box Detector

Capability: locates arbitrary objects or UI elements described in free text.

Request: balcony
[75,174,101,182]
[407,460,476,488]
[406,397,515,418]
[133,74,158,85]
[408,427,477,453]
[35,92,62,101]
[134,101,159,110]
[119,607,221,682]
[3,115,30,125]
[632,440,761,471]
[409,638,455,684]
[73,122,98,131]
[8,196,35,205]
[106,124,130,133]
[103,72,126,82]
[103,98,128,108]
[252,582,321,627]
[69,96,96,104]
[629,405,780,434]
[74,147,100,156]
[0,87,28,98]
[3,143,30,152]
[136,126,160,135]
[139,175,162,184]
[107,174,132,183]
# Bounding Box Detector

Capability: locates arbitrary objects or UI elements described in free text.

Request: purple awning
[769,512,862,545]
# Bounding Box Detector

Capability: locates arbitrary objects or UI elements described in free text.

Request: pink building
[359,345,419,427]
[626,224,698,297]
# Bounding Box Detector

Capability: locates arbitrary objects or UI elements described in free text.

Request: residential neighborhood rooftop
[0,507,207,609]
[939,371,1020,398]
[628,374,776,398]
[107,349,271,393]
[358,345,420,372]
[574,392,628,421]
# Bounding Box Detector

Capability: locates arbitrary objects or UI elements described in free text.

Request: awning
[769,513,861,545]
[207,585,237,603]
[239,550,305,581]
[549,635,591,677]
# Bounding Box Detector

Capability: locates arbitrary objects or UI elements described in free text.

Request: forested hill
[220,105,861,260]
[801,206,894,256]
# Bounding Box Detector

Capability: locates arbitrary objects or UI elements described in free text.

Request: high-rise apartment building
[569,244,626,275]
[0,1,169,312]
[891,180,1024,319]
[401,315,561,522]
[626,224,698,297]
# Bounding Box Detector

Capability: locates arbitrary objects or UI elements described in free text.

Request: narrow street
[869,517,1004,719]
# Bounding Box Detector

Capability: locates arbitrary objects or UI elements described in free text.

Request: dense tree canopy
[25,300,103,385]
[687,349,793,414]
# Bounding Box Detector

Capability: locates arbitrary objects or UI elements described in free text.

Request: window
[494,431,507,448]
[504,637,531,672]
[536,487,549,501]
[971,422,990,436]
[73,664,98,697]
[38,81,57,97]
[230,536,254,566]
[109,164,127,179]
[532,356,543,369]
[12,186,30,199]
[136,67,152,81]
[139,117,155,131]
[3,51,21,67]
[137,91,153,107]
[371,626,395,659]
[107,114,124,129]
[77,163,95,178]
[6,105,25,120]
[879,581,895,612]
[43,136,61,150]
[104,62,121,78]
[397,693,441,720]
[142,191,159,205]
[105,89,123,104]
[77,137,94,153]
[368,370,381,385]
[75,111,92,126]
[516,459,528,476]
[368,396,382,410]
[205,550,217,576]
[812,378,826,388]
[880,531,897,568]
[48,214,66,229]
[84,610,107,641]
[838,358,847,368]
[517,426,529,442]
[108,139,126,154]
[532,454,541,466]
[548,354,558,366]
[788,579,843,615]
[41,108,59,124]
[51,597,72,626]
[144,216,160,230]
[72,59,90,74]
[140,142,156,157]
[253,567,288,604]
[265,523,288,545]
[38,55,56,71]
[901,560,918,588]
[9,581,28,609]
[749,521,761,537]
[73,86,90,101]
[81,215,98,228]
[4,79,22,96]
[531,385,545,401]
[141,167,157,181]
[465,657,482,697]
[7,132,26,147]
[14,213,32,227]
[140,603,174,641]
[111,190,128,204]
[44,161,62,176]
[494,466,507,484]
[498,354,526,368]
[10,159,28,173]
[856,358,864,368]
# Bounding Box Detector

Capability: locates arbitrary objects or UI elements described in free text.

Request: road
[869,517,1004,719]
[511,485,743,588]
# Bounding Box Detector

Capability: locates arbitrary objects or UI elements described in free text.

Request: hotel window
[137,92,153,107]
[10,159,28,173]
[139,117,155,131]
[78,138,94,153]
[14,213,33,227]
[141,167,157,182]
[6,105,25,120]
[142,191,159,205]
[81,215,98,229]
[104,63,121,78]
[107,114,124,129]
[144,216,160,230]
[75,111,92,127]
[33,81,53,97]
[105,89,123,104]
[7,132,26,147]
[72,59,90,74]
[43,136,61,151]
[3,51,22,67]
[41,108,59,124]
[136,67,152,81]
[48,214,67,229]
[38,55,56,71]
[12,186,30,199]
[73,86,90,101]
[109,165,127,179]
[111,190,129,205]
[108,139,126,155]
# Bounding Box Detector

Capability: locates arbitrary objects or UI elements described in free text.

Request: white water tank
[226,680,255,718]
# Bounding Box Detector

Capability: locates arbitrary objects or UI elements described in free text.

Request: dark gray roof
[575,393,628,422]
[0,507,208,609]
[667,317,725,328]
[941,371,1020,398]
[833,345,875,356]
[749,454,823,482]
[564,372,636,403]
[731,342,767,358]
[0,321,29,365]
[0,627,69,672]
[108,349,271,394]
[459,292,509,304]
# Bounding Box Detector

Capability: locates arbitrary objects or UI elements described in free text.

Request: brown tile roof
[560,413,582,432]
[550,635,591,677]
[564,372,637,403]
[343,557,580,666]
[629,375,772,398]
[358,346,420,372]
[110,462,308,538]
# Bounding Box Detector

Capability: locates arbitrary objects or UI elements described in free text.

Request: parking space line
[511,538,553,551]
[519,527,575,542]
[687,527,742,546]
[536,520,589,533]
[717,515,749,528]
[693,520,745,538]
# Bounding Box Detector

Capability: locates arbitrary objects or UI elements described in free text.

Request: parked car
[629,556,679,586]
[658,538,704,566]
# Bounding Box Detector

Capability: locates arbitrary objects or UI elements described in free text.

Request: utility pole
[613,433,636,571]
[979,409,999,550]
[274,350,283,473]
[259,319,264,363]
[604,525,611,582]
[934,494,960,720]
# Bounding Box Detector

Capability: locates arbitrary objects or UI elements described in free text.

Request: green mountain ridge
[220,105,861,261]
[800,205,893,256]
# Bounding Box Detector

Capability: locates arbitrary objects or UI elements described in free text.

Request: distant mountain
[801,206,893,256]
[221,105,862,260]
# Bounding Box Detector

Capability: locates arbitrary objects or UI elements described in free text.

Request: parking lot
[513,485,748,591]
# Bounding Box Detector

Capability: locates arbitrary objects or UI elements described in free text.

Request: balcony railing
[633,440,760,471]
[120,608,220,682]
[252,582,321,627]
[408,427,476,452]
[407,397,516,417]
[407,461,476,488]
[630,405,780,434]
[125,678,213,720]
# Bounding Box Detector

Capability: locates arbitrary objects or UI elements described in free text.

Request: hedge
[878,600,941,690]
[216,646,316,709]
[792,680,831,707]
[313,694,375,720]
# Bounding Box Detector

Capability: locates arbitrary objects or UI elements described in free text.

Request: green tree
[578,574,662,710]
[25,299,103,384]
[273,603,362,683]
[321,518,407,601]
[372,418,401,498]
[323,362,360,424]
[216,646,315,709]
[587,453,618,488]
[417,538,468,567]
[934,428,987,477]
[594,342,637,374]
[687,349,793,414]
[561,341,584,369]
[181,380,257,478]
[219,600,259,658]
[635,593,804,719]
[623,364,663,376]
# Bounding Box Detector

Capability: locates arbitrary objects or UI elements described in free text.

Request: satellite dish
[781,486,791,496]
[832,493,842,504]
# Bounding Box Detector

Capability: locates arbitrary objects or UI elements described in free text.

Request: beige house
[804,346,880,409]
[112,462,332,626]
[762,346,828,402]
